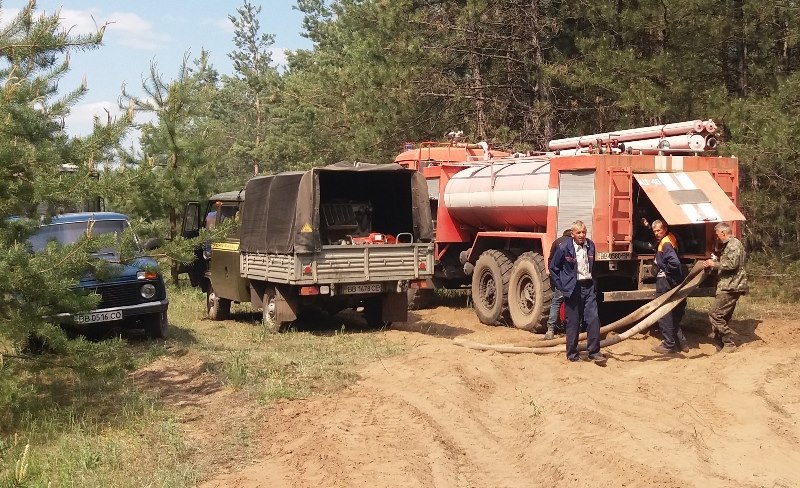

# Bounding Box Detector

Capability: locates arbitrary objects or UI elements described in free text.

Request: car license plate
[342,284,382,295]
[74,309,123,324]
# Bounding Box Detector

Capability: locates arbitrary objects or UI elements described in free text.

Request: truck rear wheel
[471,250,514,325]
[364,297,391,328]
[263,294,279,331]
[207,284,231,321]
[507,252,552,332]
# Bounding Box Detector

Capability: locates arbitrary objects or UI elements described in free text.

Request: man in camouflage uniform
[703,222,748,353]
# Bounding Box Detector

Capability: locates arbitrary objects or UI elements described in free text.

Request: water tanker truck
[396,120,745,331]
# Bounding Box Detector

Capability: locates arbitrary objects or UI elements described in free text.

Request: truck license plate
[342,284,382,295]
[74,309,123,324]
[596,252,633,261]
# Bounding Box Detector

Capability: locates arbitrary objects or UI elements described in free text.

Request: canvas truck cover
[240,162,433,253]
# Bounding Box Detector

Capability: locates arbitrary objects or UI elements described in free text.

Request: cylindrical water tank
[444,160,551,230]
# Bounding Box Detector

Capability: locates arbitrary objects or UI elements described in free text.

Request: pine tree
[226,0,279,175]
[0,1,135,354]
[120,53,220,284]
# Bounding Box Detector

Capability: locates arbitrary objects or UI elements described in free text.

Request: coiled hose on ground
[453,262,706,354]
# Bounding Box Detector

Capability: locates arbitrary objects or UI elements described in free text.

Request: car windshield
[29,219,129,253]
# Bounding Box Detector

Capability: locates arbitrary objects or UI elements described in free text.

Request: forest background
[3,0,799,351]
[118,0,800,258]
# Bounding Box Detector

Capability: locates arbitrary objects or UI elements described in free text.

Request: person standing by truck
[703,222,748,353]
[650,220,689,354]
[545,229,573,340]
[549,221,606,364]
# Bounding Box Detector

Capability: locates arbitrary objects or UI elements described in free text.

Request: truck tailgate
[241,243,434,284]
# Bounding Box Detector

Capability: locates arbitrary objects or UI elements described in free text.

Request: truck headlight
[140,283,157,299]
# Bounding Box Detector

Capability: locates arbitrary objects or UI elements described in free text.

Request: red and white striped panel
[633,171,745,225]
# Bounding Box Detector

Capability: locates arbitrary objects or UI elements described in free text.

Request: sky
[1,1,313,137]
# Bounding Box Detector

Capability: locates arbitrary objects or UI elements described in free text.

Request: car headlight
[140,283,157,299]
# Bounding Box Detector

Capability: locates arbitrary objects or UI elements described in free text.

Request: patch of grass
[746,253,800,303]
[154,283,406,404]
[0,283,198,487]
[190,318,404,401]
[0,371,197,488]
[435,287,472,308]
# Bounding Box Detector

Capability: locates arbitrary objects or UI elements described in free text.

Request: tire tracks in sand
[200,317,800,488]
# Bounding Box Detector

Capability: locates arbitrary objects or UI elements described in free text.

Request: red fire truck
[395,121,745,331]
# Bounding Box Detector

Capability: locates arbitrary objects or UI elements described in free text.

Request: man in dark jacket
[650,220,688,354]
[545,229,573,340]
[548,220,606,363]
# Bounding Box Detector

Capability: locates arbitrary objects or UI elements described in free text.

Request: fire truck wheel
[471,250,514,325]
[207,285,231,321]
[507,252,552,332]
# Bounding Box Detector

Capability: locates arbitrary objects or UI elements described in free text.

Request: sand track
[158,306,800,488]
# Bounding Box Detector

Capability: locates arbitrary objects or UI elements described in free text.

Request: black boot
[720,333,737,353]
[712,331,724,352]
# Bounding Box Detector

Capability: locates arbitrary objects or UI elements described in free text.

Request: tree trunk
[613,0,624,50]
[470,50,486,140]
[530,0,552,145]
[733,0,747,97]
[254,95,262,174]
[170,206,179,286]
[170,150,180,286]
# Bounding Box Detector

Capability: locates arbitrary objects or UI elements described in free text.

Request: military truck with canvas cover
[184,162,435,328]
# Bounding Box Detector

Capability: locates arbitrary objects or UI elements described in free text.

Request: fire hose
[453,262,706,354]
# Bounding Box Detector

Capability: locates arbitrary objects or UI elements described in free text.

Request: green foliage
[266,0,799,253]
[0,1,136,356]
[0,346,198,488]
[118,54,220,223]
[725,73,800,253]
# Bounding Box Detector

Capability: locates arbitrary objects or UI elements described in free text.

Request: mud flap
[274,285,298,323]
[249,280,265,308]
[249,282,298,322]
[382,292,408,323]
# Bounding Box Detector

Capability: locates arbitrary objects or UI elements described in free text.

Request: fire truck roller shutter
[557,171,597,239]
[443,160,551,230]
[633,172,745,225]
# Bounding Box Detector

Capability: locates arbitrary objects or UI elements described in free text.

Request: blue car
[30,212,169,338]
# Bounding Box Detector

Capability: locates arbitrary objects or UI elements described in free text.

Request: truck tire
[207,284,231,321]
[263,293,280,331]
[364,297,391,328]
[507,252,552,332]
[144,311,169,339]
[471,250,514,325]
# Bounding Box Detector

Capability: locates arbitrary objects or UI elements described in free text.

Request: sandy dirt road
[164,303,800,488]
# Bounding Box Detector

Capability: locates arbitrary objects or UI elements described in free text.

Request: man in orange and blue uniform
[651,220,688,354]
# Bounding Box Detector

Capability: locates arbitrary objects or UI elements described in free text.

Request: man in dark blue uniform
[549,220,606,364]
[650,220,688,354]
